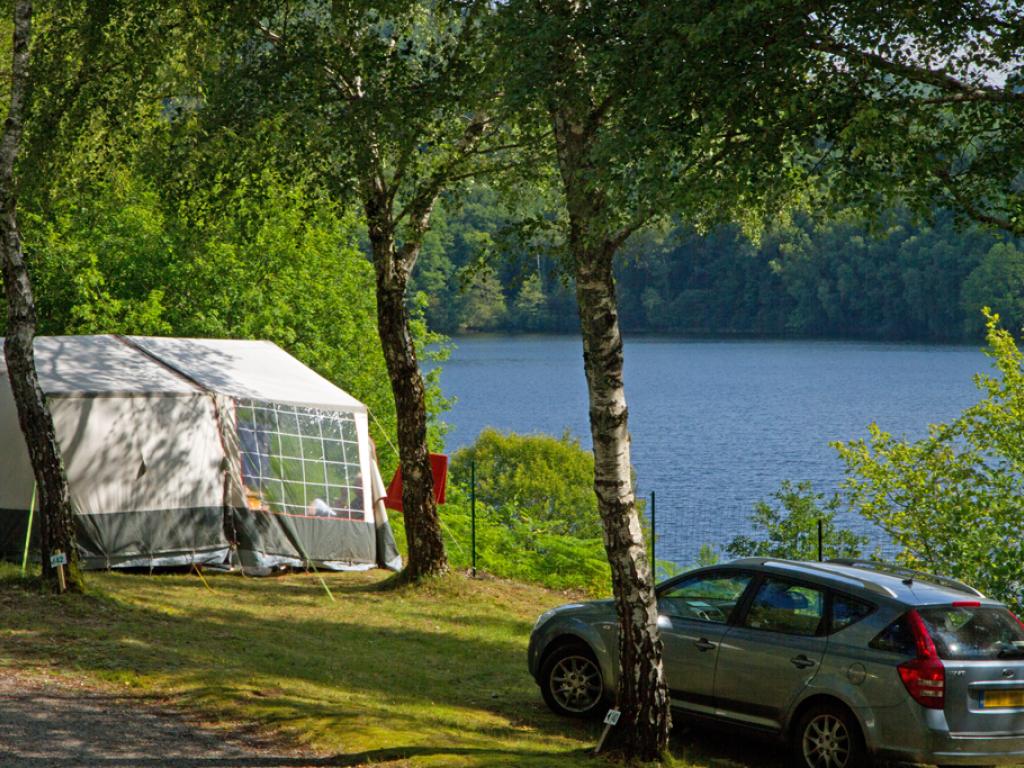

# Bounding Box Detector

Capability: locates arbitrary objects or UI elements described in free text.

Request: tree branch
[608,211,653,252]
[811,36,1022,104]
[934,168,1021,236]
[395,110,492,228]
[256,19,361,100]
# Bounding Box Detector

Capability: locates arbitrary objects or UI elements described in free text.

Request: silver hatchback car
[528,558,1024,768]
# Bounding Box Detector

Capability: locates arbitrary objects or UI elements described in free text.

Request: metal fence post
[817,518,823,562]
[471,459,477,577]
[650,490,656,580]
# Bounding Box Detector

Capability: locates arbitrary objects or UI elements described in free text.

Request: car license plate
[983,690,1024,708]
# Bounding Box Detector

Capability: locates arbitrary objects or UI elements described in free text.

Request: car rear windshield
[918,606,1024,660]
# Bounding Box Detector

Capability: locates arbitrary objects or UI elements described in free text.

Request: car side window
[659,573,752,624]
[869,615,916,655]
[742,577,825,636]
[831,593,874,634]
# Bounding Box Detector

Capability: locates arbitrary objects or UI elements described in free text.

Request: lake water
[437,336,987,569]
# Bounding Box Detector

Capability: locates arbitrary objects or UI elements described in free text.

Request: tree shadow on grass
[0,746,588,768]
[0,577,597,761]
[0,575,769,768]
[672,720,786,768]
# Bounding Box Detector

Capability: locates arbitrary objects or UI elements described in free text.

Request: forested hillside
[15,161,1022,357]
[413,188,1024,341]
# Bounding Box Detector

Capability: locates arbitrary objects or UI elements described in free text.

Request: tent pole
[20,483,36,578]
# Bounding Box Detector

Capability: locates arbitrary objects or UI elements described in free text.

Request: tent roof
[0,335,366,411]
[129,336,366,411]
[0,335,195,395]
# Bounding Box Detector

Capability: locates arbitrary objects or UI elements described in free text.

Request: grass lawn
[0,565,775,767]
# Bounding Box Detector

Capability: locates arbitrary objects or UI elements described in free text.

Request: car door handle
[790,654,816,669]
[694,638,716,652]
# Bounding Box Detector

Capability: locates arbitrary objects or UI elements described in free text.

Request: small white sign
[603,709,621,726]
[50,552,67,567]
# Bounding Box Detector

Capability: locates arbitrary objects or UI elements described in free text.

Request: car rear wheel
[792,702,865,768]
[540,642,605,718]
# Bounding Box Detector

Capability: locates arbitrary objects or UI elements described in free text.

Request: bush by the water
[724,481,868,562]
[389,484,610,594]
[451,428,601,538]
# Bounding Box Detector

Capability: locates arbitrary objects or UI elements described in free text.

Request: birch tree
[1,0,213,591]
[199,0,517,579]
[499,1,842,758]
[503,3,1022,757]
[0,0,80,592]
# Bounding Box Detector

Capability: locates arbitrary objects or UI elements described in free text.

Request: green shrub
[389,484,610,594]
[724,481,868,562]
[451,428,601,539]
[835,309,1024,612]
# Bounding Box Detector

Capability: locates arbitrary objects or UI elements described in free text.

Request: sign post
[50,551,67,593]
[594,708,621,754]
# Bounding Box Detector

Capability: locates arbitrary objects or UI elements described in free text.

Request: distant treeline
[412,194,1024,341]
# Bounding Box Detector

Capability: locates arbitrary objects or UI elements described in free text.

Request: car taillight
[898,656,945,709]
[898,609,945,710]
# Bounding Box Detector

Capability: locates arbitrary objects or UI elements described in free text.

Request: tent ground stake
[305,560,335,603]
[316,574,335,602]
[20,484,36,578]
[192,563,214,592]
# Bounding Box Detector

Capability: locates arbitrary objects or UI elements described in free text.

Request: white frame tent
[0,335,401,573]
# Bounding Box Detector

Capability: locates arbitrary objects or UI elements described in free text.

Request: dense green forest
[414,187,1024,341]
[6,129,411,472]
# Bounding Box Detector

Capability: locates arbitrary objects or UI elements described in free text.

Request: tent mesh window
[235,400,365,521]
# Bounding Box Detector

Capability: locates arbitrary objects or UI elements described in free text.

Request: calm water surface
[438,336,986,568]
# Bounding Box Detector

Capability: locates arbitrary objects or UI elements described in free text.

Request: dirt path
[0,671,337,768]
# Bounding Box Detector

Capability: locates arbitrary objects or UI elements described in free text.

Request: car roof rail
[762,559,901,599]
[826,558,984,598]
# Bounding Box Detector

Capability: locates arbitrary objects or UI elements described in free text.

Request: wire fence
[645,494,897,579]
[450,459,898,589]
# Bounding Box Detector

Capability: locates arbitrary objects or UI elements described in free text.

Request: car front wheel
[792,702,865,768]
[540,642,605,718]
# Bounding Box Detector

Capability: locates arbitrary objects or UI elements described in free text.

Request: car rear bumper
[927,732,1024,766]
[875,728,1024,765]
[866,699,1024,765]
